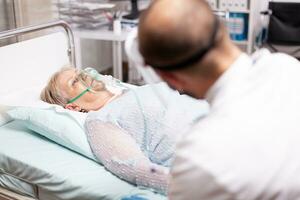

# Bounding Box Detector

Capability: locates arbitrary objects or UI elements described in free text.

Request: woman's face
[57,68,109,111]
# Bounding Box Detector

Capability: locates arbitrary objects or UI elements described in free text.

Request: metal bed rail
[0,20,76,67]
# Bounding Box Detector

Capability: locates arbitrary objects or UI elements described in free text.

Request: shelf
[212,9,250,14]
[230,10,250,14]
[73,28,130,41]
[233,40,248,45]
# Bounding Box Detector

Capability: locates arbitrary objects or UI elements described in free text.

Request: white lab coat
[169,49,300,200]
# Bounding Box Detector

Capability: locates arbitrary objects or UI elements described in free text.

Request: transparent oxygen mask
[125,28,170,108]
[84,67,129,92]
[78,69,106,92]
[67,68,127,104]
[67,69,104,104]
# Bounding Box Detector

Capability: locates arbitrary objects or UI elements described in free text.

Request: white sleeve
[169,153,234,200]
[85,120,169,194]
[169,120,235,200]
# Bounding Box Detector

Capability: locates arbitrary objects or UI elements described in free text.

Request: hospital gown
[84,83,209,194]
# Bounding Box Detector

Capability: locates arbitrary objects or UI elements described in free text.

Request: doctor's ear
[155,69,185,92]
[65,103,82,112]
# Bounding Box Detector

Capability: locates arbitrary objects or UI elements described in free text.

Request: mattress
[0,172,37,198]
[0,121,166,200]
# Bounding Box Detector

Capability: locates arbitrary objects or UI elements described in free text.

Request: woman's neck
[95,90,123,109]
[105,92,123,105]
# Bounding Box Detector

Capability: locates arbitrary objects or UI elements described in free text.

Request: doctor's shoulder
[171,114,270,199]
[253,49,300,70]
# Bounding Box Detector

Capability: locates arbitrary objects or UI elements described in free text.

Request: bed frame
[0,20,75,200]
[0,20,76,67]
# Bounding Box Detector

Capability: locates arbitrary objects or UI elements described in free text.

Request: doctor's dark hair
[40,66,71,106]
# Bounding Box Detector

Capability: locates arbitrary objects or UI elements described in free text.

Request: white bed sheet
[0,120,165,200]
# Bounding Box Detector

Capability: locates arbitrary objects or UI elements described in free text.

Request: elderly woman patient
[40,67,209,194]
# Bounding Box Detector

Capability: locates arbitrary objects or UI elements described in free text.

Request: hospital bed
[0,21,165,200]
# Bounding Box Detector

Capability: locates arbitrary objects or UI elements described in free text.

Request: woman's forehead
[58,69,76,87]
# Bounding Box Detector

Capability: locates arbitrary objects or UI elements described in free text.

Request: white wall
[80,0,150,73]
[6,0,112,72]
[81,40,113,72]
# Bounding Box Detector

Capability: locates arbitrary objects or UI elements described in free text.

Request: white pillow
[0,85,49,107]
[0,85,51,126]
[7,106,96,161]
[0,105,14,126]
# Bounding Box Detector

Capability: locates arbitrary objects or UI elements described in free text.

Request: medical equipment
[124,0,139,20]
[0,21,166,200]
[125,28,170,108]
[67,86,92,104]
[258,1,300,59]
[227,12,248,41]
[84,67,128,89]
[255,10,269,48]
[110,0,140,20]
[206,0,218,10]
[219,0,249,12]
[67,67,128,103]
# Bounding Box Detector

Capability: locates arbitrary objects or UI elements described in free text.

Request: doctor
[137,0,300,199]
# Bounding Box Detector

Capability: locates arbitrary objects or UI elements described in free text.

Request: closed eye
[72,75,79,86]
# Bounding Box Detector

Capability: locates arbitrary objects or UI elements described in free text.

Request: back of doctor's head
[138,0,237,76]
